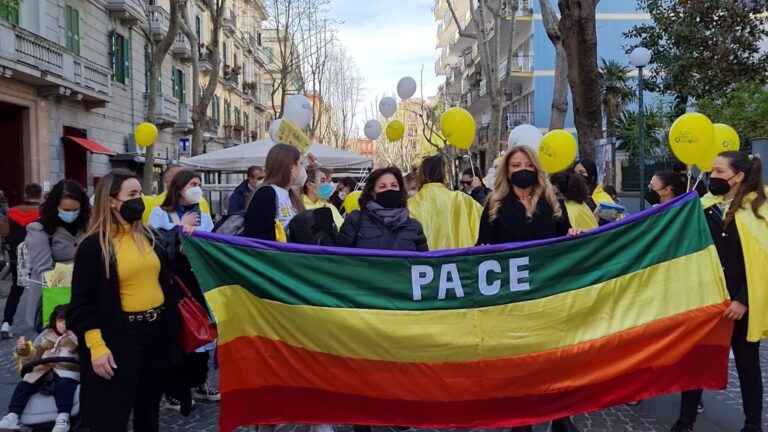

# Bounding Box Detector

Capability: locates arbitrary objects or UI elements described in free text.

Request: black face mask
[374,189,403,209]
[509,170,537,189]
[644,189,661,206]
[118,197,145,223]
[708,177,734,196]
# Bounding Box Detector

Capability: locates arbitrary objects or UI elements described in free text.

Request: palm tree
[600,58,637,134]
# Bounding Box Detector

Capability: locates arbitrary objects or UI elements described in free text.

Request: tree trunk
[142,0,181,192]
[180,2,202,156]
[558,0,602,160]
[539,0,568,130]
[192,0,226,156]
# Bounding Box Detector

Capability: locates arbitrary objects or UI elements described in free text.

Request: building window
[211,95,220,126]
[224,99,231,125]
[234,107,241,126]
[143,51,161,92]
[172,67,185,103]
[234,52,239,68]
[111,32,130,84]
[223,42,228,65]
[264,47,274,64]
[65,6,80,54]
[244,112,249,137]
[195,15,202,44]
[0,0,19,25]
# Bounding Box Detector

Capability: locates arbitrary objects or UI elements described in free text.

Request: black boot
[670,420,694,432]
[551,417,580,432]
[509,427,533,432]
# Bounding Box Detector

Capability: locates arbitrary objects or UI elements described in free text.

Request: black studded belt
[123,305,166,323]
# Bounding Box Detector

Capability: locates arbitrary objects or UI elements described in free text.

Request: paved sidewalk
[0,271,764,431]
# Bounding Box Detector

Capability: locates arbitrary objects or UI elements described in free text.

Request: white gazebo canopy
[178,139,372,171]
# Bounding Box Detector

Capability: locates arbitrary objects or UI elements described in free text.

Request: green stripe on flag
[183,195,710,311]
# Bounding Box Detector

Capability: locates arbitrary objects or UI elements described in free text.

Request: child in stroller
[0,305,79,432]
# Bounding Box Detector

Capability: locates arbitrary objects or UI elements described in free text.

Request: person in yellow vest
[301,168,344,230]
[408,156,482,250]
[142,165,210,223]
[550,172,598,231]
[672,151,767,432]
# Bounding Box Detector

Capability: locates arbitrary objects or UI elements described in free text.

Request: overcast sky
[328,0,442,125]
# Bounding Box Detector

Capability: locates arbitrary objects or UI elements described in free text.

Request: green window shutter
[180,70,186,104]
[65,7,72,50]
[110,31,117,82]
[171,68,177,99]
[72,8,80,55]
[122,36,131,84]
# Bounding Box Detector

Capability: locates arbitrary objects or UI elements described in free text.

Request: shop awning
[62,136,116,155]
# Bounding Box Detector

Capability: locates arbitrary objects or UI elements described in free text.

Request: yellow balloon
[439,107,476,150]
[386,120,405,142]
[538,130,578,173]
[343,190,362,214]
[668,113,714,166]
[696,123,740,172]
[134,122,159,148]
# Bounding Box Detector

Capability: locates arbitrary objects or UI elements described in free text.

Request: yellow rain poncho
[408,183,483,250]
[702,190,768,342]
[592,185,615,206]
[564,200,599,231]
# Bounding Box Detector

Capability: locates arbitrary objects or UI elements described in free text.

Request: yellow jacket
[302,195,345,230]
[142,192,211,224]
[408,183,483,250]
[702,190,768,342]
[564,200,599,231]
[592,185,615,206]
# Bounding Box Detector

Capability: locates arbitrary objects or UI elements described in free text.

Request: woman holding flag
[671,151,767,432]
[478,146,581,432]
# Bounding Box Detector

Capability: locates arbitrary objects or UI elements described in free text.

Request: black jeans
[2,258,22,325]
[679,315,763,428]
[8,376,79,415]
[81,315,171,432]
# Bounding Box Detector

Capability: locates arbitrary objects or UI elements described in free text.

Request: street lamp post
[630,47,651,210]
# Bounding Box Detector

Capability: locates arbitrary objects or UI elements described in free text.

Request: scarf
[365,201,410,229]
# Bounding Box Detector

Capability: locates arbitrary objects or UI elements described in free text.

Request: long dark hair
[360,167,408,209]
[39,180,90,235]
[264,143,305,212]
[575,159,598,191]
[418,156,446,187]
[720,151,766,224]
[654,171,687,197]
[160,169,200,211]
[550,172,590,204]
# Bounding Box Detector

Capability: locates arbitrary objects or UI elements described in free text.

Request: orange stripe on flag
[219,302,732,402]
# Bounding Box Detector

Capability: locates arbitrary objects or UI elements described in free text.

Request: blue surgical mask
[58,209,80,224]
[317,183,334,201]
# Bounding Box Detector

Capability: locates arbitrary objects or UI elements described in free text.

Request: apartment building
[0,0,271,203]
[434,0,648,150]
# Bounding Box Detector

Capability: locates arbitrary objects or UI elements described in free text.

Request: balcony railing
[106,0,145,24]
[143,92,179,125]
[174,104,194,133]
[147,5,170,42]
[502,0,534,17]
[0,20,111,101]
[199,51,213,72]
[507,112,534,128]
[172,33,192,60]
[499,55,534,77]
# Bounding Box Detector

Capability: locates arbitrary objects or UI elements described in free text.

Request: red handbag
[172,275,217,353]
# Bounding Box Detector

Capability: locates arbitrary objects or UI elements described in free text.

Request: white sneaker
[193,382,221,402]
[52,413,70,432]
[311,425,335,432]
[0,322,12,340]
[0,413,21,430]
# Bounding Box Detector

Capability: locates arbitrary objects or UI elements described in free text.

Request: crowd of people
[0,143,764,432]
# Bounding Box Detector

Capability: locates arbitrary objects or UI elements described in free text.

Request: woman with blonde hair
[67,169,181,432]
[478,146,581,245]
[478,147,581,432]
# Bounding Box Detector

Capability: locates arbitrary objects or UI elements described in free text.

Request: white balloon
[364,119,382,140]
[379,97,397,118]
[397,77,417,100]
[508,124,544,151]
[283,95,313,129]
[269,119,283,142]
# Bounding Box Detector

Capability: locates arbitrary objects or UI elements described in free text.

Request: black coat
[338,210,428,251]
[705,205,748,305]
[243,185,279,240]
[67,232,183,387]
[477,195,571,245]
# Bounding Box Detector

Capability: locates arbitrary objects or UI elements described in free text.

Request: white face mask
[338,191,348,200]
[407,190,417,198]
[294,166,308,187]
[184,186,204,204]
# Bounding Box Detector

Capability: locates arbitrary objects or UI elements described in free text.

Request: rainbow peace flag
[182,193,732,432]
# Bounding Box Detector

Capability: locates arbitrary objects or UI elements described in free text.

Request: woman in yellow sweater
[67,169,181,432]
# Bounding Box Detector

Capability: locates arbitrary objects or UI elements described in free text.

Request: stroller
[14,333,81,432]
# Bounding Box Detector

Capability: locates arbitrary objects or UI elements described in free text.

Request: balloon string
[686,167,692,192]
[692,173,703,192]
